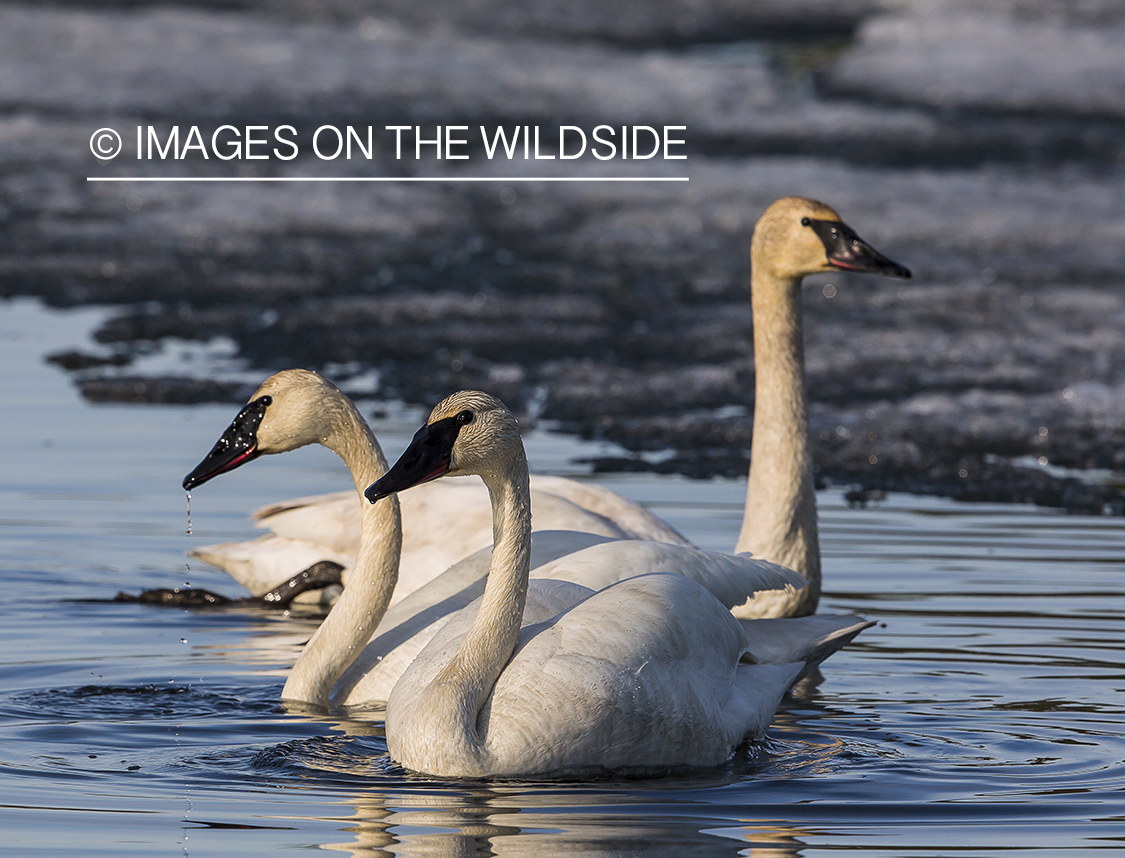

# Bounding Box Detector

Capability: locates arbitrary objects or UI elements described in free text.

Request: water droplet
[180,638,187,644]
[185,491,192,535]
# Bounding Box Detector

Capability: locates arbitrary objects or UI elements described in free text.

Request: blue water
[1,298,1124,856]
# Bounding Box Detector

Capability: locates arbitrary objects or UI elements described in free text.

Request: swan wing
[398,481,659,596]
[252,490,359,552]
[530,541,805,607]
[332,531,615,705]
[526,475,693,546]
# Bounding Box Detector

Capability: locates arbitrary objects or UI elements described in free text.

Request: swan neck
[736,268,820,608]
[439,446,533,761]
[283,393,402,705]
[322,399,389,496]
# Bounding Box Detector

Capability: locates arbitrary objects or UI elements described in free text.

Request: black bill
[807,218,911,279]
[364,413,466,503]
[182,395,271,490]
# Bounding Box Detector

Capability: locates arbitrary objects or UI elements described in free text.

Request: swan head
[183,369,343,490]
[364,391,519,503]
[752,197,911,282]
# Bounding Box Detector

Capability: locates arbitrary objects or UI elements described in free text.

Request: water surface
[1,299,1123,856]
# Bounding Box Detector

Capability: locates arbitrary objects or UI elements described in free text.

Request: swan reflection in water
[310,780,810,858]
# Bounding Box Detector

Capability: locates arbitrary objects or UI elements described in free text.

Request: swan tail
[186,540,250,577]
[187,534,352,596]
[739,613,875,675]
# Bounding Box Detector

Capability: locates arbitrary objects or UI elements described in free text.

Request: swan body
[391,571,804,776]
[330,542,872,712]
[188,198,908,619]
[328,532,858,708]
[184,378,689,607]
[365,391,872,778]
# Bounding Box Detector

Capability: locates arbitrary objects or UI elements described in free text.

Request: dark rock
[46,349,133,370]
[78,376,254,404]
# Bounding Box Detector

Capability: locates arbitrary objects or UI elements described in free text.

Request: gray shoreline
[6,0,1125,513]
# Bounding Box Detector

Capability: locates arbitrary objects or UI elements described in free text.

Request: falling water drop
[185,491,192,535]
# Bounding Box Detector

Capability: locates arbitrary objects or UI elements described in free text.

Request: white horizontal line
[86,176,689,183]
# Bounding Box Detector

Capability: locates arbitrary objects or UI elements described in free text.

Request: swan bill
[364,414,464,503]
[805,218,911,279]
[182,395,270,490]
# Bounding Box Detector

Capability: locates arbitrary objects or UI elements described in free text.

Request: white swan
[187,197,908,617]
[364,391,870,777]
[182,371,690,607]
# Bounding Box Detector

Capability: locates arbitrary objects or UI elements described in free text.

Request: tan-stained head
[364,390,521,503]
[249,369,346,454]
[182,368,355,490]
[426,390,520,477]
[751,197,844,280]
[750,196,909,283]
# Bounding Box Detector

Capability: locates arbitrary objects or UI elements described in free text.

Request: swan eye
[259,395,272,407]
[456,410,475,426]
[800,217,810,226]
